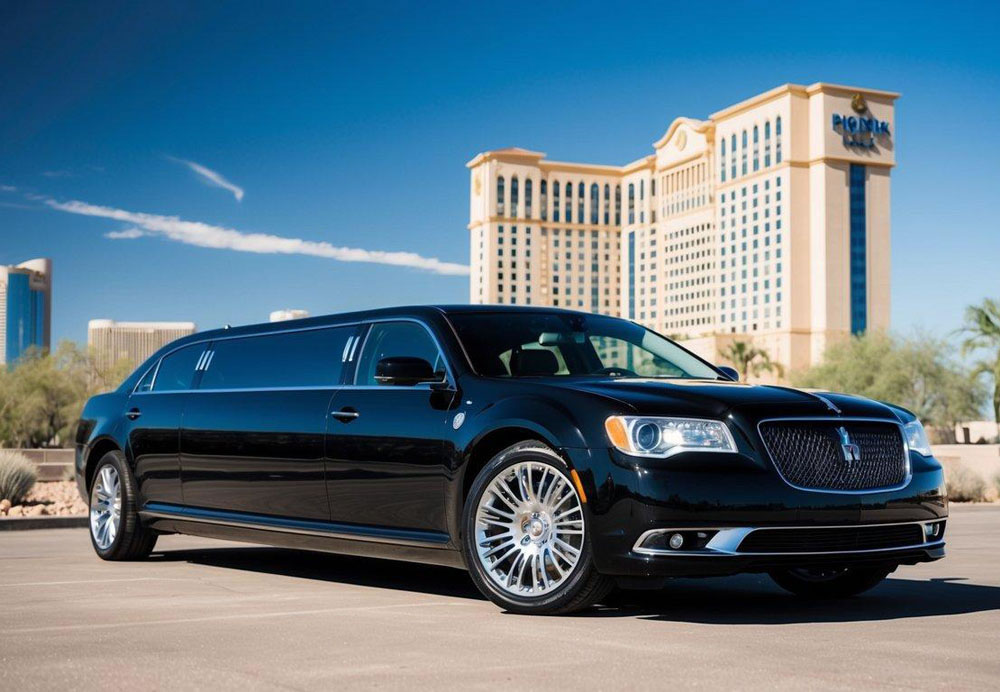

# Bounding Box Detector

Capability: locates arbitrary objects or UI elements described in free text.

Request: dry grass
[0,450,38,505]
[945,460,988,502]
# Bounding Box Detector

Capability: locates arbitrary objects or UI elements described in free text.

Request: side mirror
[717,365,740,382]
[375,356,439,386]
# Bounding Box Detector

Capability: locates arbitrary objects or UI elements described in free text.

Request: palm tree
[720,340,784,381]
[960,298,1000,440]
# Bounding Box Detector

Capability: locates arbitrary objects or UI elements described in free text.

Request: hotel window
[628,183,635,224]
[720,138,726,182]
[496,176,505,216]
[564,182,572,223]
[615,185,621,225]
[524,178,533,218]
[849,164,867,334]
[775,117,783,163]
[752,126,760,172]
[553,181,560,222]
[741,130,748,176]
[764,121,772,167]
[578,182,585,223]
[730,134,737,180]
[510,176,519,217]
[590,183,599,224]
[603,184,610,225]
[540,180,548,221]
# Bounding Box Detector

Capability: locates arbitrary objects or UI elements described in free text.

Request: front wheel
[89,450,157,560]
[768,565,893,598]
[462,442,613,615]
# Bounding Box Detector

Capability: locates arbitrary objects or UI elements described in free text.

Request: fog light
[924,522,941,539]
[668,533,685,550]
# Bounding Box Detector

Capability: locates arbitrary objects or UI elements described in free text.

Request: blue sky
[1,1,998,345]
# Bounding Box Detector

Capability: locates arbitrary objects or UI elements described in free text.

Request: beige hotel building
[88,319,196,371]
[467,82,897,376]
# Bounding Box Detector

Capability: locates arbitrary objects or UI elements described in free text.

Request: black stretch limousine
[76,305,947,614]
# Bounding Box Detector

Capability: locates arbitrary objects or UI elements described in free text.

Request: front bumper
[565,447,948,578]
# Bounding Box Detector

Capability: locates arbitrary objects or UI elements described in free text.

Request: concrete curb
[0,516,88,531]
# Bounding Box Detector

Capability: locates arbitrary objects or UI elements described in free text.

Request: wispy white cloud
[41,169,74,178]
[167,156,245,202]
[104,227,146,239]
[0,185,17,192]
[46,198,469,276]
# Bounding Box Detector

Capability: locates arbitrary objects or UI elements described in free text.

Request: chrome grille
[758,419,907,492]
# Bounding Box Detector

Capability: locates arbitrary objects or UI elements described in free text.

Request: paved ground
[2,507,999,690]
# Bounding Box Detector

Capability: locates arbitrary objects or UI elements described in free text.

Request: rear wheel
[462,442,613,615]
[768,565,893,598]
[89,450,157,561]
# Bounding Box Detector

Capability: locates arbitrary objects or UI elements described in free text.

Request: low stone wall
[932,444,1000,484]
[6,448,74,481]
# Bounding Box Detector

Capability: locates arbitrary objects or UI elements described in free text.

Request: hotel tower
[467,83,897,376]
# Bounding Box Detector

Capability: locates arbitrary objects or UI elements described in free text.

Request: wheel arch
[84,437,123,493]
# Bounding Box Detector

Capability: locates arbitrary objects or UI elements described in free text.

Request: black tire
[88,450,157,561]
[768,565,893,598]
[462,441,613,615]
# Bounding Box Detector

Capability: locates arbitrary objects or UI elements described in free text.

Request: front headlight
[605,416,737,458]
[903,419,932,456]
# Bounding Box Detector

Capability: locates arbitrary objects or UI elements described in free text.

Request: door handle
[332,409,359,422]
[126,408,142,420]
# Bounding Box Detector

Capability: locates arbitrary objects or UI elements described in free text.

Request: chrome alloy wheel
[474,460,585,597]
[90,465,122,550]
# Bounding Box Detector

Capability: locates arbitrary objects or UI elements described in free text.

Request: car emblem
[453,412,466,430]
[837,426,861,467]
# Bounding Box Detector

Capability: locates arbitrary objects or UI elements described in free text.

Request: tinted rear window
[153,344,205,391]
[199,327,354,389]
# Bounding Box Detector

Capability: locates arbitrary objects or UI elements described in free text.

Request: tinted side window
[153,344,205,392]
[199,327,353,390]
[355,322,445,386]
[134,365,156,393]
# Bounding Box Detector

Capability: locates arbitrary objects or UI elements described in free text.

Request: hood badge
[814,393,842,415]
[837,426,861,467]
[453,412,466,430]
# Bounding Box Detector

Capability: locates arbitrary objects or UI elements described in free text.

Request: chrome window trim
[756,416,912,495]
[131,362,160,395]
[632,519,946,557]
[348,317,455,389]
[131,317,455,395]
[340,336,355,363]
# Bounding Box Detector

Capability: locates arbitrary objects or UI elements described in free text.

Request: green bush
[945,461,987,502]
[0,450,37,505]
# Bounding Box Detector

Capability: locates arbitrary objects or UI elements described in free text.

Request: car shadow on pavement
[150,546,486,600]
[587,573,1000,624]
[150,546,1000,623]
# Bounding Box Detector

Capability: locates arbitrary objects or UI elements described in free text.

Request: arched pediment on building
[653,117,713,169]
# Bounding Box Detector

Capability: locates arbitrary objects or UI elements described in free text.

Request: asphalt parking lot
[2,506,999,690]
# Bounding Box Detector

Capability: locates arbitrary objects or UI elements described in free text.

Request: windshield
[447,312,722,380]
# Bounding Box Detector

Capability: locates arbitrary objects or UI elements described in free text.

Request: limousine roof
[163,304,593,350]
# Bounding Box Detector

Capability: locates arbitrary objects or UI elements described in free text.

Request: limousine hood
[550,377,901,420]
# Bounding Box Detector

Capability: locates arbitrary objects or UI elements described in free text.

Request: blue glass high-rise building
[0,258,52,366]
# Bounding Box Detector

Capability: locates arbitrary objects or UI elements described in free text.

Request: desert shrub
[0,450,37,505]
[945,461,987,502]
[994,472,1000,499]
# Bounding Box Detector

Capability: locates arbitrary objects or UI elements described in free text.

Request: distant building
[0,258,52,365]
[88,320,196,371]
[467,82,897,376]
[269,309,310,322]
